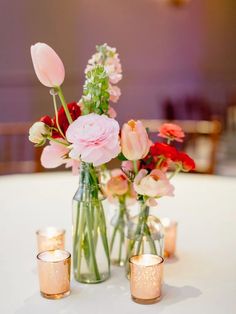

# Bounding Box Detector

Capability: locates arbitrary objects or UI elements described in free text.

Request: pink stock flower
[41,140,69,168]
[109,85,121,103]
[105,57,122,84]
[31,43,65,87]
[134,169,174,198]
[158,123,185,142]
[107,106,117,118]
[66,113,120,167]
[121,120,150,161]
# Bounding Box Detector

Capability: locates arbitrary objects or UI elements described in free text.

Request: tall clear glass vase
[109,196,126,266]
[125,200,164,275]
[72,162,110,283]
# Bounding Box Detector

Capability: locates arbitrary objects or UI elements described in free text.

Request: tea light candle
[161,218,177,258]
[36,227,65,252]
[37,249,71,299]
[129,254,164,304]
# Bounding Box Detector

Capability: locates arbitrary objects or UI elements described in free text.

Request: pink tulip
[134,169,174,198]
[31,43,65,87]
[121,120,150,160]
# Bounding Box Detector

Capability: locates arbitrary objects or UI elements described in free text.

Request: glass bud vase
[125,200,164,275]
[109,196,127,266]
[72,162,110,283]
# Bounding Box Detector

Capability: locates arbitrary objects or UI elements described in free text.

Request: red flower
[40,115,53,127]
[158,123,185,142]
[141,154,157,171]
[52,102,81,138]
[150,143,178,160]
[174,152,195,171]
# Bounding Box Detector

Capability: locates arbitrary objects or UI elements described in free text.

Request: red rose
[40,115,53,127]
[174,152,195,171]
[150,143,178,160]
[52,102,81,138]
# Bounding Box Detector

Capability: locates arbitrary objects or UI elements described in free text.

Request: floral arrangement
[28,42,195,282]
[29,43,122,172]
[119,120,195,262]
[29,42,123,283]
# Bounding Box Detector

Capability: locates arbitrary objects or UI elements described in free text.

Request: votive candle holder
[37,249,71,299]
[129,254,164,304]
[36,227,65,252]
[161,218,178,258]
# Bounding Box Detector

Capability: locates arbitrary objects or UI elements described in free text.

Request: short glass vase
[125,200,164,276]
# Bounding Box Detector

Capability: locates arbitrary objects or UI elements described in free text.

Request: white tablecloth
[0,172,236,314]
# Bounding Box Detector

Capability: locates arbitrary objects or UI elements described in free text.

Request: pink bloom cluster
[85,44,122,118]
[120,120,195,206]
[66,113,120,167]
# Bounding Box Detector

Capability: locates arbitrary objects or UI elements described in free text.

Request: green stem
[156,156,164,168]
[118,229,124,264]
[98,203,110,267]
[56,86,73,124]
[110,224,119,254]
[47,136,69,146]
[110,197,125,254]
[168,166,181,180]
[133,160,138,175]
[85,202,101,281]
[74,202,86,276]
[51,90,66,139]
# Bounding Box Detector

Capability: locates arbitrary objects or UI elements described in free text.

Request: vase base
[74,272,110,284]
[111,259,125,267]
[40,290,70,300]
[131,295,161,304]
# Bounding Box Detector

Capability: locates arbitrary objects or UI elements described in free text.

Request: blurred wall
[0,0,236,125]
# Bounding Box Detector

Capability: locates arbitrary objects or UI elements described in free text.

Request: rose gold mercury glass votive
[129,254,164,304]
[161,218,178,258]
[36,227,65,253]
[37,250,71,299]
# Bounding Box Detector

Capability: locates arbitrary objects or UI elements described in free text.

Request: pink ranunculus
[134,169,174,198]
[31,43,65,87]
[109,85,121,103]
[66,113,121,167]
[40,140,69,168]
[121,120,150,161]
[158,123,185,142]
[107,106,117,118]
[106,174,129,196]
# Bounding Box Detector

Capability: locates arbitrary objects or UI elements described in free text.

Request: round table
[0,172,236,314]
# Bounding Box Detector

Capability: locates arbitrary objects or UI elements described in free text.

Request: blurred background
[0,0,236,176]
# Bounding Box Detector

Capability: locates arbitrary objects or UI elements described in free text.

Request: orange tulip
[121,120,150,160]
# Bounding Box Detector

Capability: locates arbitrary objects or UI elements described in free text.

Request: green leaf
[117,152,128,161]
